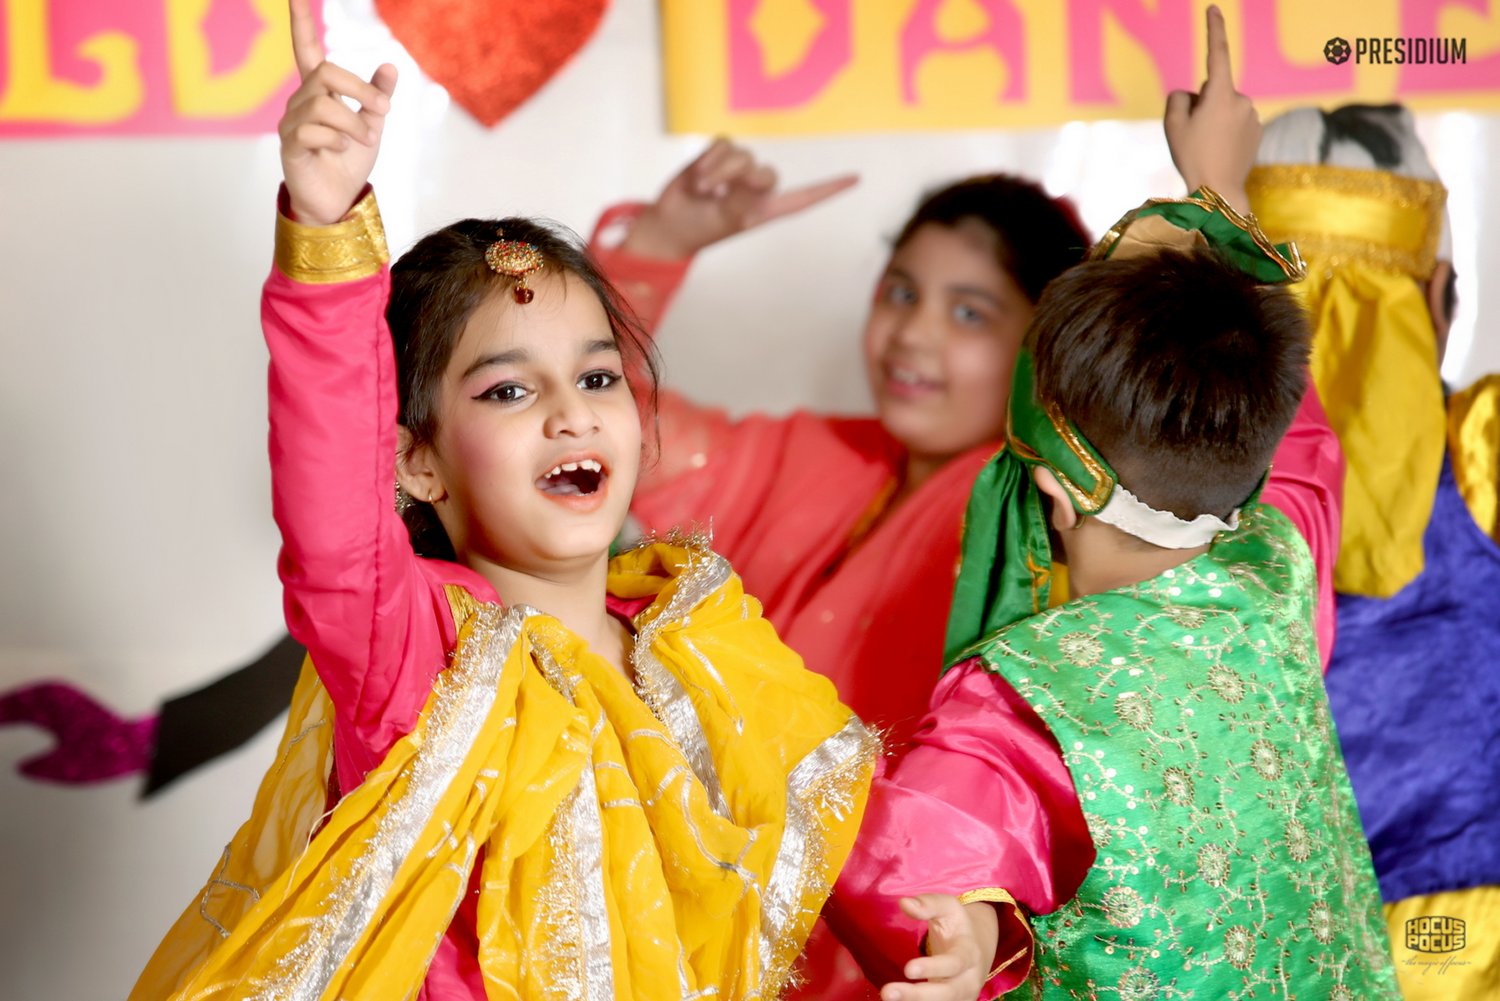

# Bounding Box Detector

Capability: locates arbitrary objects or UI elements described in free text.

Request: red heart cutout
[374,0,609,126]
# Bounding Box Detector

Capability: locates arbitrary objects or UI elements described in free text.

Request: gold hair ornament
[484,230,544,303]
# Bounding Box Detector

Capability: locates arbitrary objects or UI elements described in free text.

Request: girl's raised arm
[618,139,857,263]
[590,143,858,507]
[264,2,438,770]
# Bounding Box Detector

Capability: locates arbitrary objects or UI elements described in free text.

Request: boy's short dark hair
[1029,247,1311,521]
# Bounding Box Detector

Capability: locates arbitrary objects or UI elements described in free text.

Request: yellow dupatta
[1247,164,1449,597]
[131,540,878,1000]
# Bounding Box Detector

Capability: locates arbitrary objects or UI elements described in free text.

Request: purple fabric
[1325,457,1500,901]
[0,681,158,783]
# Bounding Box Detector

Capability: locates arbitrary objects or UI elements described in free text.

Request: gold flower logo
[1285,818,1314,863]
[1117,966,1161,1001]
[1058,630,1105,667]
[1085,812,1113,847]
[1309,899,1334,944]
[1207,663,1245,703]
[1102,885,1146,928]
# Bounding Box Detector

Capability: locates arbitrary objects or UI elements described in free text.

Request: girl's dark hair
[894,174,1092,303]
[387,217,659,559]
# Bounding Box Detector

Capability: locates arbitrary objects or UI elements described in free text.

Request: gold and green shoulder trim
[1093,185,1306,284]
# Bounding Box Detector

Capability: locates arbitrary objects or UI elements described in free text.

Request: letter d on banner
[728,0,850,110]
[167,0,295,118]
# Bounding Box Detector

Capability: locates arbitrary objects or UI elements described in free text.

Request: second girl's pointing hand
[623,138,858,260]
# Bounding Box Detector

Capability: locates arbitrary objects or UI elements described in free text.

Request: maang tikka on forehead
[484,229,544,304]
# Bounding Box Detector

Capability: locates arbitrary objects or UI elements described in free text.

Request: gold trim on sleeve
[957,887,1035,985]
[275,188,389,284]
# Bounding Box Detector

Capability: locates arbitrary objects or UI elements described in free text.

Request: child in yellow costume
[1249,103,1500,1001]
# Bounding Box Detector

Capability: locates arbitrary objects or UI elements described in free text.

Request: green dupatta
[941,188,1307,666]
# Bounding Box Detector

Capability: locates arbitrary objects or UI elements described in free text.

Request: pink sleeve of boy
[825,660,1096,996]
[1261,379,1345,669]
[263,263,455,775]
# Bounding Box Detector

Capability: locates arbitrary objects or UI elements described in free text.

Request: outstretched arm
[591,139,856,333]
[1160,6,1343,663]
[620,138,858,263]
[593,144,857,510]
[826,662,1095,998]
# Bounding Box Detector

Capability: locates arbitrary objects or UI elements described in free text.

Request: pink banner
[0,0,300,136]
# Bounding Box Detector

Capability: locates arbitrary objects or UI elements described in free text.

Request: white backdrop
[1,0,1495,996]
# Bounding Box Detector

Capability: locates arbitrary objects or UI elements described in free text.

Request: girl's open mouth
[536,458,605,497]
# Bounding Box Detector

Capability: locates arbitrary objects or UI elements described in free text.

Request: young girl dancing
[119,2,1005,996]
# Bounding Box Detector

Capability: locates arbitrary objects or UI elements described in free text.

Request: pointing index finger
[1204,4,1233,90]
[758,173,858,224]
[289,0,325,79]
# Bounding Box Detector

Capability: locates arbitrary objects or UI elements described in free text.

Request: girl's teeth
[544,459,604,477]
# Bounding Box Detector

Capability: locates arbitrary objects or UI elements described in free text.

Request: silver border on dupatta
[758,715,879,983]
[262,604,526,1001]
[631,546,736,819]
[626,538,881,996]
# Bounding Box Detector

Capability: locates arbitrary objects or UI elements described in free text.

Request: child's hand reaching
[621,138,857,260]
[880,895,1000,1001]
[1163,4,1259,214]
[278,0,398,226]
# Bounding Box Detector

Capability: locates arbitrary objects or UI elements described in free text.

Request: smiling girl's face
[401,271,642,576]
[862,219,1034,464]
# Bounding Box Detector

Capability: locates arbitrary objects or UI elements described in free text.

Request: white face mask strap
[1092,482,1240,549]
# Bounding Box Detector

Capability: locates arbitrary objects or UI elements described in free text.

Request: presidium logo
[1324,36,1468,65]
[1406,915,1466,953]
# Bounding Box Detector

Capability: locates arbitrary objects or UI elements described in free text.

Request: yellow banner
[662,0,1500,135]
